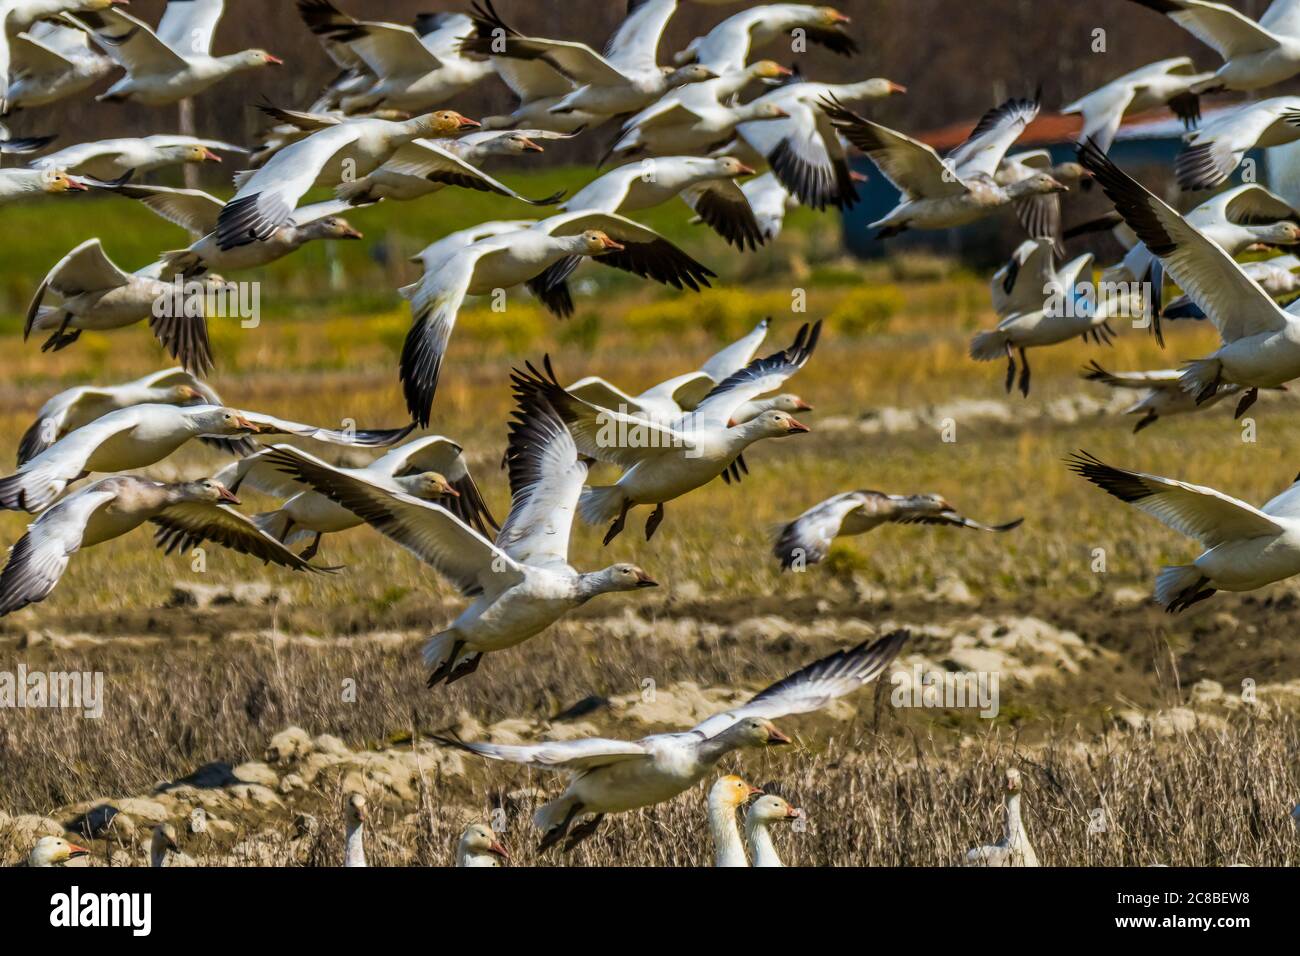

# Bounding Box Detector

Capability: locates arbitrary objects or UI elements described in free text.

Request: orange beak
[218,486,241,505]
[235,416,261,432]
[735,162,757,176]
[746,784,764,797]
[201,148,222,163]
[786,418,810,433]
[67,843,90,858]
[66,178,89,191]
[786,806,802,819]
[339,223,364,239]
[766,726,792,745]
[773,64,794,76]
[489,840,510,859]
[265,54,284,65]
[726,417,737,428]
[600,236,625,251]
[831,10,851,23]
[635,572,658,588]
[457,115,482,130]
[888,81,908,94]
[792,398,813,411]
[519,137,544,153]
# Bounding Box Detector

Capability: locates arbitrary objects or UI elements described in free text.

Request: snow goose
[972,238,1136,396]
[1175,95,1300,191]
[437,631,907,853]
[995,150,1092,252]
[734,171,799,241]
[150,824,178,868]
[217,435,497,560]
[746,792,801,866]
[461,0,715,120]
[709,775,763,867]
[343,792,366,867]
[522,322,819,543]
[456,823,509,867]
[0,166,86,205]
[5,19,114,111]
[963,768,1038,867]
[24,238,217,372]
[478,56,594,134]
[254,374,659,687]
[0,474,321,617]
[398,211,714,425]
[26,835,90,867]
[1061,57,1211,154]
[213,109,478,250]
[0,0,123,111]
[824,92,1068,238]
[1124,0,1300,93]
[562,156,765,250]
[17,367,239,465]
[674,4,856,73]
[732,77,907,210]
[1078,139,1300,417]
[1080,361,1267,432]
[0,403,411,514]
[294,0,388,110]
[1068,449,1300,611]
[774,490,1022,570]
[29,135,245,181]
[71,0,283,106]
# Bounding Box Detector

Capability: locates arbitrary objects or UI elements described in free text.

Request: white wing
[1140,0,1280,59]
[435,736,650,773]
[237,410,412,448]
[772,491,870,569]
[700,317,769,382]
[0,486,118,615]
[690,321,821,428]
[156,0,225,56]
[821,98,966,200]
[947,93,1040,180]
[75,7,189,75]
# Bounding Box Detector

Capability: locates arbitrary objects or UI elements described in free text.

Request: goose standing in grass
[0,474,323,617]
[212,109,479,251]
[4,19,114,112]
[456,824,509,867]
[673,4,856,72]
[0,403,410,514]
[25,238,219,370]
[1078,140,1300,417]
[0,166,86,205]
[25,836,90,867]
[29,135,245,181]
[1061,57,1211,154]
[343,793,366,868]
[1068,450,1300,612]
[774,490,1022,570]
[964,768,1038,867]
[254,372,660,687]
[72,0,283,106]
[150,824,178,868]
[216,435,496,560]
[520,323,819,543]
[823,92,1068,240]
[709,775,763,867]
[1123,0,1300,93]
[1174,96,1300,190]
[437,631,907,853]
[1081,361,1268,433]
[746,792,801,866]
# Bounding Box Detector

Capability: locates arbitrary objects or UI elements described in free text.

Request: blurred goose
[217,435,496,560]
[1079,140,1300,417]
[995,150,1091,251]
[25,238,217,371]
[72,0,282,105]
[1081,361,1271,432]
[398,211,714,425]
[5,19,115,111]
[562,156,764,250]
[1175,96,1300,190]
[0,166,86,205]
[674,4,856,72]
[255,370,659,688]
[0,0,122,112]
[1068,450,1300,612]
[0,474,321,617]
[478,56,594,134]
[1061,57,1210,153]
[29,135,245,181]
[732,77,907,210]
[1164,254,1300,318]
[964,768,1038,867]
[150,824,178,868]
[213,109,479,251]
[456,824,509,867]
[0,403,410,514]
[344,793,366,867]
[520,323,819,543]
[26,835,90,867]
[746,792,801,866]
[735,171,799,241]
[774,490,1022,570]
[294,0,398,110]
[17,367,237,465]
[824,92,1067,238]
[461,0,716,120]
[709,775,763,867]
[437,631,907,853]
[1124,0,1300,93]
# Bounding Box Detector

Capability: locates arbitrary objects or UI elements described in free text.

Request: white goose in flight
[1078,139,1300,417]
[673,4,856,73]
[5,18,115,112]
[1061,57,1211,154]
[29,135,244,181]
[1174,96,1300,190]
[0,475,321,618]
[1124,0,1300,93]
[0,166,87,206]
[823,91,1068,239]
[216,435,496,560]
[774,490,1022,570]
[254,374,659,687]
[1068,449,1300,613]
[72,0,283,105]
[1081,361,1264,433]
[709,775,763,867]
[0,0,122,112]
[0,403,410,514]
[437,631,907,853]
[523,322,819,543]
[964,768,1039,867]
[746,792,801,867]
[455,824,509,867]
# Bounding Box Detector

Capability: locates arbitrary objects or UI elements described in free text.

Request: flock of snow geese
[6,0,1300,866]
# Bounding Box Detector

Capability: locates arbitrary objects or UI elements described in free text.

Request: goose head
[28,836,90,867]
[1049,160,1089,187]
[151,823,179,855]
[714,156,757,179]
[398,471,459,499]
[42,170,88,194]
[589,562,658,594]
[577,229,625,256]
[1008,172,1068,198]
[743,102,790,122]
[749,60,794,82]
[345,792,367,828]
[231,50,283,70]
[730,716,793,748]
[817,6,852,26]
[664,64,717,89]
[863,77,908,97]
[194,407,261,435]
[174,144,222,165]
[1005,767,1024,794]
[178,477,241,505]
[458,823,509,862]
[747,793,801,825]
[304,216,363,241]
[766,394,813,413]
[166,383,204,404]
[899,492,953,514]
[486,132,546,155]
[739,408,811,438]
[419,110,481,137]
[709,775,763,812]
[1253,220,1300,247]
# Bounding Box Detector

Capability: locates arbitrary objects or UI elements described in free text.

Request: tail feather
[970,330,1009,362]
[160,249,204,279]
[1179,358,1221,399]
[578,485,624,526]
[252,510,293,543]
[1155,564,1214,613]
[534,794,579,833]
